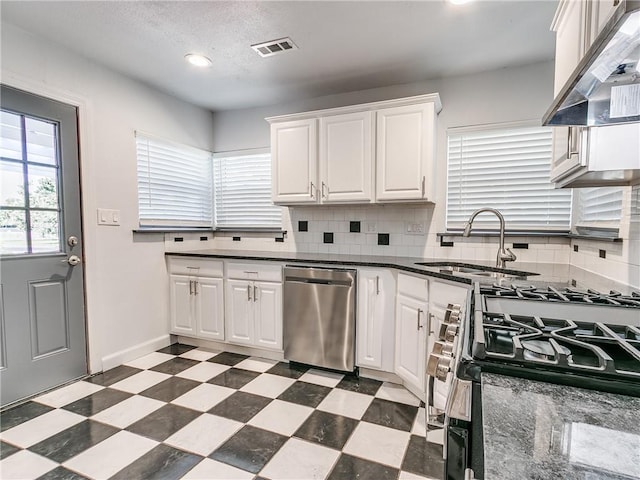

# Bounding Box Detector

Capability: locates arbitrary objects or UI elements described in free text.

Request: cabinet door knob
[321,182,327,198]
[253,285,258,302]
[247,284,252,301]
[376,276,380,295]
[310,182,316,199]
[421,176,426,197]
[417,309,424,330]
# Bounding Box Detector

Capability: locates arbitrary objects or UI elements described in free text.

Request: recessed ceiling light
[449,0,475,4]
[184,53,212,68]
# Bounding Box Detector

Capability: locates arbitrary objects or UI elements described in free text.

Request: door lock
[67,235,79,247]
[62,255,81,266]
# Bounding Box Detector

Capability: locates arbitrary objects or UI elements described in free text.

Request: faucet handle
[502,248,517,262]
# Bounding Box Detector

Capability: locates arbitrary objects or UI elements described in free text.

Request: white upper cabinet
[376,102,435,202]
[268,94,441,205]
[319,111,373,203]
[271,119,318,204]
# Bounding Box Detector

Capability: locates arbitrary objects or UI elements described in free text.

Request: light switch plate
[406,222,425,235]
[97,208,120,226]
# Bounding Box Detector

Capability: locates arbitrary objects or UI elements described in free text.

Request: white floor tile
[426,427,445,446]
[171,383,235,412]
[164,413,242,457]
[63,430,157,479]
[0,449,58,479]
[376,382,421,406]
[91,394,165,428]
[399,471,436,480]
[261,438,340,480]
[0,409,84,448]
[109,369,171,393]
[412,407,426,436]
[179,348,220,362]
[176,362,230,382]
[317,388,374,420]
[299,369,344,388]
[343,421,411,468]
[239,373,295,398]
[181,458,253,480]
[234,357,278,373]
[248,399,313,436]
[124,351,174,369]
[33,381,104,408]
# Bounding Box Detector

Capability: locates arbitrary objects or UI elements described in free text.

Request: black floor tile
[277,381,332,408]
[111,444,202,480]
[139,376,200,402]
[327,453,399,480]
[207,351,249,366]
[210,425,287,474]
[149,357,199,375]
[362,398,418,431]
[336,376,382,396]
[62,388,131,417]
[85,365,142,387]
[28,420,118,463]
[401,435,445,479]
[0,402,54,432]
[294,410,358,450]
[37,466,90,480]
[208,391,272,423]
[156,343,197,355]
[267,362,309,379]
[207,368,260,389]
[126,404,201,442]
[0,440,20,459]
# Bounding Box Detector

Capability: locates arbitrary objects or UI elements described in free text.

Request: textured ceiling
[0,1,558,111]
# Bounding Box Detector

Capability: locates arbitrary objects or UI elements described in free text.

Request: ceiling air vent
[251,37,298,58]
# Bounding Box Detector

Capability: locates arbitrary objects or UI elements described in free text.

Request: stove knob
[444,304,461,324]
[433,340,454,357]
[427,354,451,382]
[438,323,459,342]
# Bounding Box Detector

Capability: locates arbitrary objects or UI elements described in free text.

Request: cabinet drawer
[397,273,429,300]
[226,262,283,282]
[167,256,223,277]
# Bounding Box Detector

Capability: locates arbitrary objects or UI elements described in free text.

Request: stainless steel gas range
[426,283,640,480]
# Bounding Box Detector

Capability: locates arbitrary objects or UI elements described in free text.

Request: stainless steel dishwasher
[283,266,356,372]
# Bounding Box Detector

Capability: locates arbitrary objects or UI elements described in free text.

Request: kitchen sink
[414,261,538,279]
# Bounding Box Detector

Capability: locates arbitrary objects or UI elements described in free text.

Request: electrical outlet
[366,222,377,233]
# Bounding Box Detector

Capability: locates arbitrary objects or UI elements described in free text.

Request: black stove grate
[480,285,640,307]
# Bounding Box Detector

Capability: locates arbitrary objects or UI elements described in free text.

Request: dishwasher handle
[285,276,353,287]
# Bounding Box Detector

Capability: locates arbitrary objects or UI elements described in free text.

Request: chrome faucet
[462,208,516,269]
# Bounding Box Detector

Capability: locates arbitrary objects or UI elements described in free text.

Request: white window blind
[213,151,282,228]
[575,187,623,224]
[136,133,213,227]
[446,123,572,230]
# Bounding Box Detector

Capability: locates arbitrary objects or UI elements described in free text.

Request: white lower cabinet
[169,274,224,341]
[225,279,283,351]
[356,268,395,372]
[394,273,428,398]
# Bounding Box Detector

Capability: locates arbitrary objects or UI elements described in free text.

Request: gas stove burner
[521,339,571,361]
[480,284,640,307]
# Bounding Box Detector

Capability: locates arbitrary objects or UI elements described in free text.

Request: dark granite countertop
[165,249,638,293]
[481,373,640,480]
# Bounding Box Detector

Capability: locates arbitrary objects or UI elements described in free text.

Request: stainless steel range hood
[543,0,640,127]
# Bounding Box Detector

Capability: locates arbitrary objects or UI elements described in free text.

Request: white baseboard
[177,337,285,362]
[101,334,172,371]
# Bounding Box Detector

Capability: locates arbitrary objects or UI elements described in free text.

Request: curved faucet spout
[462,208,516,269]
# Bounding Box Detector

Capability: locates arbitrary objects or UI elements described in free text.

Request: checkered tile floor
[0,344,445,480]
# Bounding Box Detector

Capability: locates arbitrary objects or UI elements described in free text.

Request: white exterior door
[169,275,195,336]
[194,277,224,341]
[319,111,373,203]
[254,281,283,351]
[271,119,318,204]
[225,279,253,346]
[376,102,434,201]
[395,294,427,396]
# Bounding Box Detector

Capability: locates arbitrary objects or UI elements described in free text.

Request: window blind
[136,133,213,226]
[213,152,282,228]
[575,187,623,224]
[446,124,572,230]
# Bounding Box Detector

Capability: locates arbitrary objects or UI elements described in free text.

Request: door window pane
[28,165,59,209]
[0,210,27,254]
[26,117,57,166]
[1,161,25,206]
[0,111,22,160]
[30,210,60,253]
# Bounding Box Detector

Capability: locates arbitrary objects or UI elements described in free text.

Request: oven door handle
[465,468,477,480]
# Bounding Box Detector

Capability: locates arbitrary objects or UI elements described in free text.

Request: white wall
[1,23,216,371]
